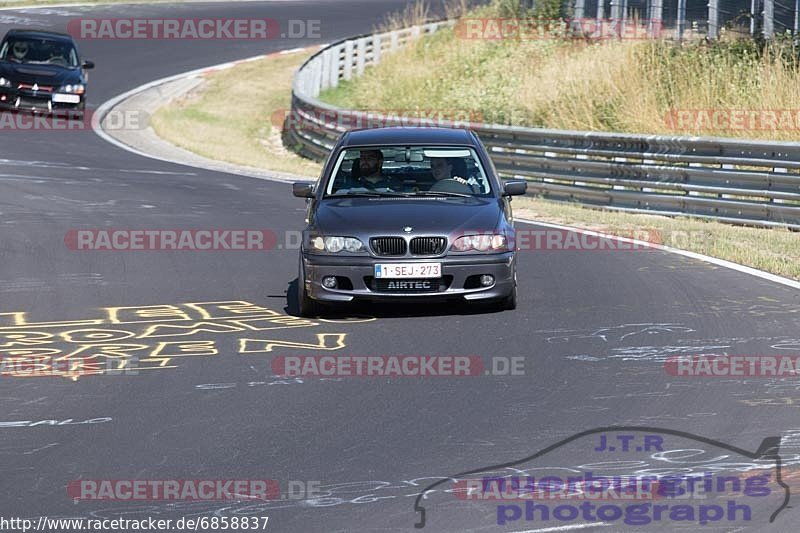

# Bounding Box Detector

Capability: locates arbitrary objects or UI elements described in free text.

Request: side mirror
[82,60,95,70]
[292,182,315,198]
[502,180,527,196]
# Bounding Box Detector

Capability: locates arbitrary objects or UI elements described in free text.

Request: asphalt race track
[1,2,800,532]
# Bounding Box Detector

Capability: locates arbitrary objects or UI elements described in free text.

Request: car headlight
[0,77,11,88]
[451,233,508,252]
[310,236,365,253]
[58,84,85,94]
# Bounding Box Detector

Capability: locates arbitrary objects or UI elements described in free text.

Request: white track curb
[92,45,323,182]
[517,218,800,291]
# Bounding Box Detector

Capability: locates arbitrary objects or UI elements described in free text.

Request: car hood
[313,197,502,235]
[0,62,82,86]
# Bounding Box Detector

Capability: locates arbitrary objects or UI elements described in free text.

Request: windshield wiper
[406,191,472,198]
[331,191,410,198]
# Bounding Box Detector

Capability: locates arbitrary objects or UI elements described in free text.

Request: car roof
[341,127,476,147]
[4,29,76,43]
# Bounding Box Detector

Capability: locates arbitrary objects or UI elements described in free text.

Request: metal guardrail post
[795,0,799,35]
[574,0,585,20]
[763,0,774,39]
[320,49,330,91]
[343,40,353,81]
[708,0,719,39]
[609,0,621,36]
[356,38,366,76]
[311,59,322,97]
[372,34,382,65]
[328,45,339,89]
[649,0,663,38]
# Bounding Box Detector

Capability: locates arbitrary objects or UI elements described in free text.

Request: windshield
[0,37,79,67]
[324,145,492,197]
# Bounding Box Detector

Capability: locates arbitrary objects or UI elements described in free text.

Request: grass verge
[150,49,323,178]
[513,196,799,281]
[321,1,800,142]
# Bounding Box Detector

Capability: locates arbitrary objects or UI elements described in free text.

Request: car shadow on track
[283,278,507,318]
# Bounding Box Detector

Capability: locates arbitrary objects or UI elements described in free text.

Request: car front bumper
[302,252,515,303]
[0,89,85,113]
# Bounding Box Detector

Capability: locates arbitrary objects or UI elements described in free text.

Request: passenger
[429,157,476,192]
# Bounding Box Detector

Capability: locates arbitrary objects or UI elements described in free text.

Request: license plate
[375,263,441,279]
[52,94,80,104]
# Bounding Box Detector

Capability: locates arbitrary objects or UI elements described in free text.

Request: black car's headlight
[451,233,508,252]
[0,77,11,88]
[309,235,365,253]
[57,84,85,94]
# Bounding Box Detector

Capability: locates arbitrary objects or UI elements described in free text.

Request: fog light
[322,276,338,289]
[480,275,494,287]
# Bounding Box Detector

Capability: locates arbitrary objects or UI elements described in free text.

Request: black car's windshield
[325,145,492,197]
[0,37,79,67]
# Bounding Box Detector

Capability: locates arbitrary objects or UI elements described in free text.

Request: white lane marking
[92,44,324,183]
[516,218,800,291]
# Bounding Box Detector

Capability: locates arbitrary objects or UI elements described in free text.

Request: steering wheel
[429,178,473,194]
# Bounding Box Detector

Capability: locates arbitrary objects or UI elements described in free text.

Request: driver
[353,149,401,190]
[47,43,68,63]
[11,40,29,61]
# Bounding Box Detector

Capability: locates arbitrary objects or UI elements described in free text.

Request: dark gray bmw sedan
[292,127,527,317]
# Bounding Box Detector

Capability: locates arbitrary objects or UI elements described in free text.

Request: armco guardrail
[286,22,800,230]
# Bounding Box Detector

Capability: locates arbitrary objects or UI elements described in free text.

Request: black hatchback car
[292,127,527,316]
[0,29,94,116]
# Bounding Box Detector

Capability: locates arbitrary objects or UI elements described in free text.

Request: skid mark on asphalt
[539,324,696,344]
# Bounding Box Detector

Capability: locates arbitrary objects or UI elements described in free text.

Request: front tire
[499,282,517,310]
[297,255,323,317]
[498,268,517,311]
